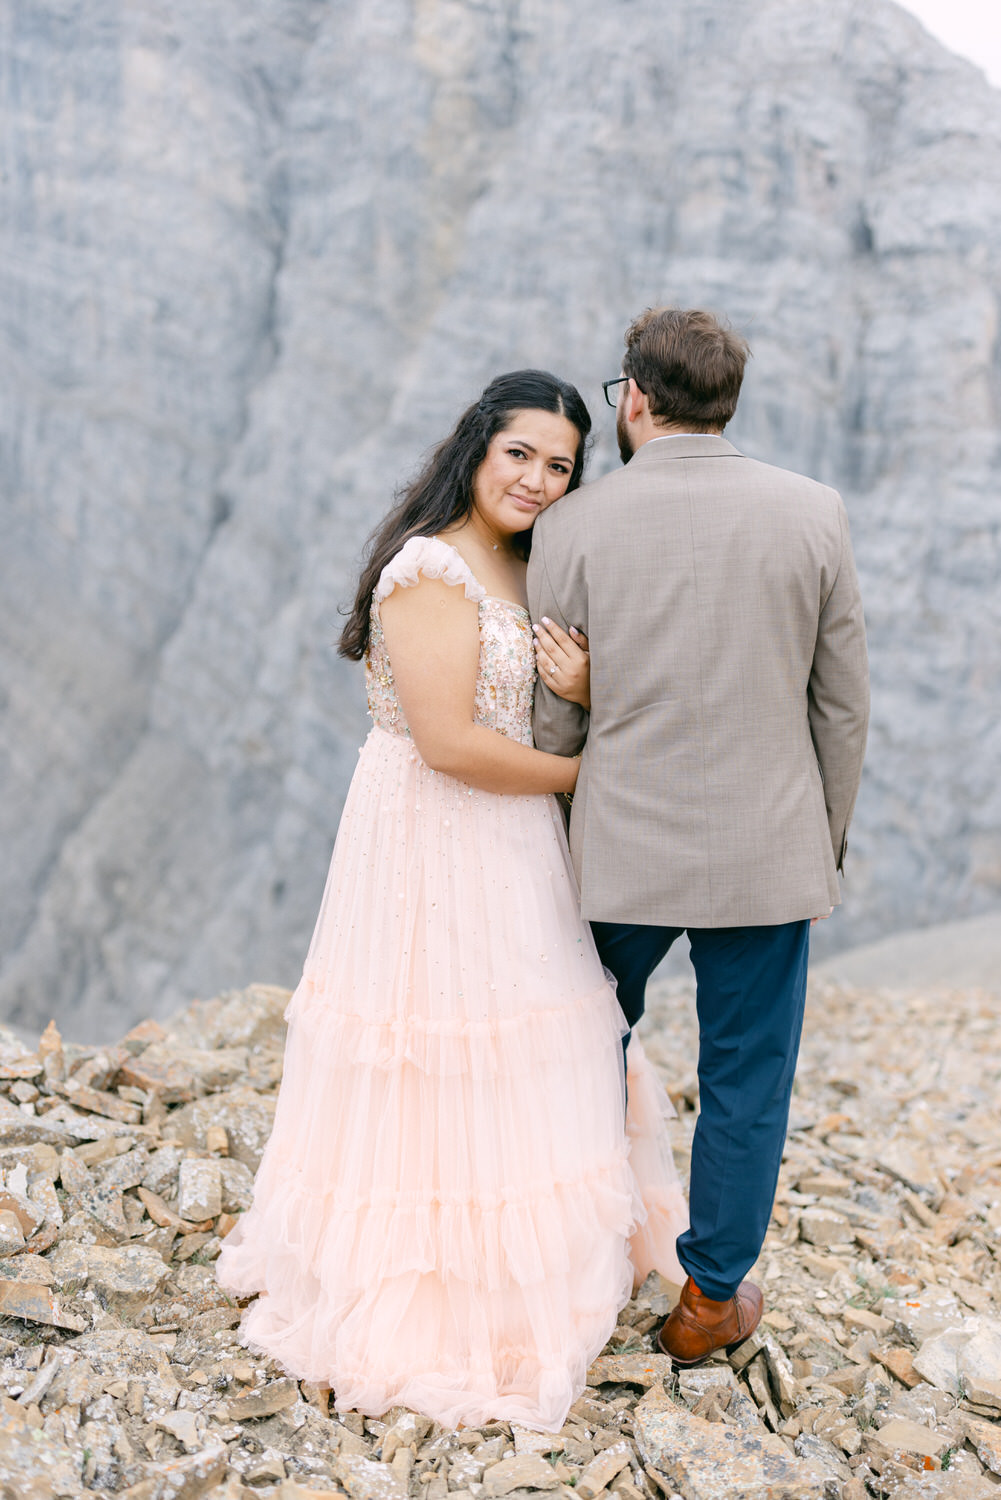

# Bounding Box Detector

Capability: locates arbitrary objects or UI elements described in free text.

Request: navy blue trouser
[591,919,810,1301]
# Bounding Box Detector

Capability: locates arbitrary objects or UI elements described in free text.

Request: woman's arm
[379,577,579,795]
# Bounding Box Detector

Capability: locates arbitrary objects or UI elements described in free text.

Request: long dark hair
[338,369,592,660]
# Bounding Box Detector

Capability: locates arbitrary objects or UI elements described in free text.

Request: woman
[216,370,687,1432]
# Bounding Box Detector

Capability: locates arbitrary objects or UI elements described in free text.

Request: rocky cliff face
[1,0,999,1039]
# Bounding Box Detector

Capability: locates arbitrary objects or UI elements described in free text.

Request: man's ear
[626,378,646,423]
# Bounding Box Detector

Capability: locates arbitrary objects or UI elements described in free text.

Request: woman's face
[471,409,580,537]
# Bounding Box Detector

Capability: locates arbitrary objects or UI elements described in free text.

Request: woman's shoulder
[373,535,486,605]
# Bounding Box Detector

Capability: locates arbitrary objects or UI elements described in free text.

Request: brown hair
[622,307,750,432]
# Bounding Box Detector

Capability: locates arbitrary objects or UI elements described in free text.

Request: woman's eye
[551,463,570,475]
[508,447,527,459]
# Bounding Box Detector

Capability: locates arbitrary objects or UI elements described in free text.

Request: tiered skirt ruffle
[217,727,687,1431]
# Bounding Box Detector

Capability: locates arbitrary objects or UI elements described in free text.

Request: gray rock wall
[1,0,999,1039]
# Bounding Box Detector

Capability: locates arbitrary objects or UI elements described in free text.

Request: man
[528,307,869,1366]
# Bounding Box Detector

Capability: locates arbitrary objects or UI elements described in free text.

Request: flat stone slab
[587,1352,673,1388]
[0,1250,55,1285]
[57,1077,141,1123]
[0,1186,44,1236]
[136,1185,213,1234]
[335,1454,409,1500]
[119,1442,228,1499]
[964,1416,1001,1478]
[153,1409,203,1453]
[913,1318,1001,1396]
[177,1157,222,1221]
[798,1206,853,1245]
[872,1346,922,1387]
[965,1375,1001,1412]
[0,1210,25,1254]
[117,1053,197,1104]
[225,1376,300,1419]
[0,1278,87,1331]
[876,1137,940,1196]
[75,1243,171,1316]
[868,1417,950,1461]
[135,1041,248,1090]
[165,984,290,1051]
[218,1156,255,1212]
[163,1086,277,1170]
[576,1440,632,1499]
[482,1454,561,1495]
[0,1097,72,1147]
[633,1386,824,1500]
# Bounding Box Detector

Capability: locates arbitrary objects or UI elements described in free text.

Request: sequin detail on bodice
[366,537,535,747]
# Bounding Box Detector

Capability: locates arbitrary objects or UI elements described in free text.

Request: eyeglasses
[602,376,630,408]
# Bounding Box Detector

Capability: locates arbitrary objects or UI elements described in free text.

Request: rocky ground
[0,975,999,1500]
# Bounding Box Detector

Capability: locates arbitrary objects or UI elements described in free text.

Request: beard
[616,407,635,465]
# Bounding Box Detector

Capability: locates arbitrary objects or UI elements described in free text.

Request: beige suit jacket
[528,435,870,928]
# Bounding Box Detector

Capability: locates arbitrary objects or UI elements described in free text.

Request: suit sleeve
[527,516,590,757]
[807,498,870,871]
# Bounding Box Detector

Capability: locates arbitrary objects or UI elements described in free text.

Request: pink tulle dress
[216,536,687,1432]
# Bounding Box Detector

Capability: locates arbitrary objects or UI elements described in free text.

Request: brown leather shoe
[657,1275,763,1368]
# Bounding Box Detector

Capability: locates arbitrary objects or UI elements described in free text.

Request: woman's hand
[380,577,580,795]
[533,617,590,710]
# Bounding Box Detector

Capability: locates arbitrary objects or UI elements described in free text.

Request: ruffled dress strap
[374,536,487,606]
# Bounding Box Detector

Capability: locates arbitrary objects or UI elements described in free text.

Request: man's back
[529,434,869,927]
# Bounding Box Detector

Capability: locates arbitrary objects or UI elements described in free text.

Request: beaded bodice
[366,537,535,748]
